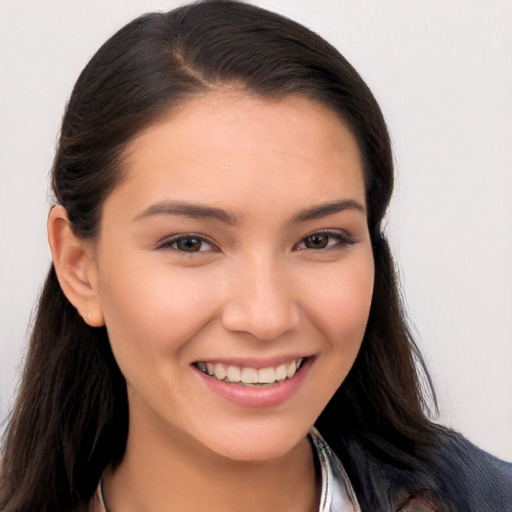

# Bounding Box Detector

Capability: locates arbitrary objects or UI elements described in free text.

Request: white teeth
[286,360,297,378]
[196,358,306,386]
[258,367,276,384]
[275,363,287,381]
[213,363,226,380]
[241,367,258,384]
[226,365,241,383]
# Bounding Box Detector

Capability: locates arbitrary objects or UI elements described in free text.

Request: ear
[47,205,105,327]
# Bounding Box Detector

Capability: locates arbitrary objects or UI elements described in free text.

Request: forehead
[115,92,365,213]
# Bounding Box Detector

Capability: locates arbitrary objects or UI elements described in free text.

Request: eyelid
[155,233,219,252]
[293,229,355,250]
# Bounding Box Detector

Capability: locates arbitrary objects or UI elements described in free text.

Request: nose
[221,255,301,341]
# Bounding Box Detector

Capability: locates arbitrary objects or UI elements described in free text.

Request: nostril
[220,265,301,339]
[221,304,300,340]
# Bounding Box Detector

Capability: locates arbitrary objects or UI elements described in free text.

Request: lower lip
[193,358,312,408]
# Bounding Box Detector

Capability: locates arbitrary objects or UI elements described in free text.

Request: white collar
[310,427,361,512]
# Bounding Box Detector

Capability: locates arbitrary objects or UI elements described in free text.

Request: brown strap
[397,494,437,511]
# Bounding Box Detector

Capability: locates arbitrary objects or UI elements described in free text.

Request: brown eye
[176,237,203,252]
[294,230,355,251]
[157,234,217,253]
[304,233,329,249]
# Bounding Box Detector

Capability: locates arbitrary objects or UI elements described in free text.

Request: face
[91,92,374,461]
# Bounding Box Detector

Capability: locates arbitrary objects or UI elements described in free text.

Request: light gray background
[1,0,511,460]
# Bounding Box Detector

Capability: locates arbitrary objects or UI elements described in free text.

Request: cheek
[96,256,223,365]
[307,253,374,351]
[290,252,374,420]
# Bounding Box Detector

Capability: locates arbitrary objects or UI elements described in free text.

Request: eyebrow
[134,200,239,225]
[134,198,365,225]
[291,199,365,223]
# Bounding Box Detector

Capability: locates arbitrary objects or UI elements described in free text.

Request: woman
[0,2,510,511]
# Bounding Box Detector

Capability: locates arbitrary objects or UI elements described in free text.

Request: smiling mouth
[193,358,306,386]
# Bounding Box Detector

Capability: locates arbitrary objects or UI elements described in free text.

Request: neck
[101,417,319,512]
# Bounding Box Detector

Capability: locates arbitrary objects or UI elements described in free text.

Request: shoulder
[325,429,511,511]
[436,434,511,511]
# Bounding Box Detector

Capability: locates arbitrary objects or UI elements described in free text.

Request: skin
[49,92,374,512]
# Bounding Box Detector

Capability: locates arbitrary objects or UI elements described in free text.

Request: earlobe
[47,205,105,327]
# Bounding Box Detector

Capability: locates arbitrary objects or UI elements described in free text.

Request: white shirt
[310,427,361,512]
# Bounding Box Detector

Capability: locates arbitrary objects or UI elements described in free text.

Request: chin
[213,440,302,462]
[200,422,311,462]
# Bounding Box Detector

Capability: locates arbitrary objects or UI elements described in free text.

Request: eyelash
[156,230,354,253]
[293,230,355,251]
[156,234,218,253]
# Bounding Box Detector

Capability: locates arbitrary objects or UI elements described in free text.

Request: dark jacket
[327,431,512,512]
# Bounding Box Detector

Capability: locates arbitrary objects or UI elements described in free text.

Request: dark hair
[1,2,456,510]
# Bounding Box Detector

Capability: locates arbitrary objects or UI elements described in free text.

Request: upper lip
[192,354,312,369]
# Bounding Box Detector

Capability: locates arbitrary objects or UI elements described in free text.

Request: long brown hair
[1,2,453,510]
